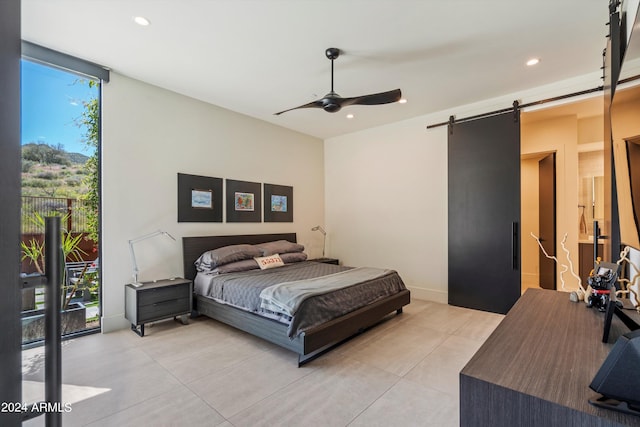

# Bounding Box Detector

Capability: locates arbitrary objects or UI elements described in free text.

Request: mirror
[618,4,640,83]
[578,174,604,238]
[612,5,640,249]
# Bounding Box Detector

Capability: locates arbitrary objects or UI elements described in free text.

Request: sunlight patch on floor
[22,380,111,406]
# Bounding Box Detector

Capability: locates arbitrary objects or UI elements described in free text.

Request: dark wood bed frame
[182,233,410,366]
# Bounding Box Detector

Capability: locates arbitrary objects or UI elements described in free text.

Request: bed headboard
[182,233,297,281]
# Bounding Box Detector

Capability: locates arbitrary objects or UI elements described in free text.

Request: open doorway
[520,96,604,294]
[521,152,556,292]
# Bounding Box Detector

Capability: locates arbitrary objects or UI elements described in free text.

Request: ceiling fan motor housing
[322,93,342,112]
[325,47,340,60]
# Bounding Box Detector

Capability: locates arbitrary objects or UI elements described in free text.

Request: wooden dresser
[460,288,639,426]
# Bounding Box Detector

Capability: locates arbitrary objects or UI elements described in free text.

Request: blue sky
[21,60,98,155]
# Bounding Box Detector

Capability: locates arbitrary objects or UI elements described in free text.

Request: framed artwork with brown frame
[264,183,293,222]
[226,179,262,222]
[177,173,223,222]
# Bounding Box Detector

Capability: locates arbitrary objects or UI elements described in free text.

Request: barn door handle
[512,222,519,270]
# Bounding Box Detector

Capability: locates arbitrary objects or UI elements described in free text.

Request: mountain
[22,142,90,165]
[67,152,90,164]
[21,143,92,198]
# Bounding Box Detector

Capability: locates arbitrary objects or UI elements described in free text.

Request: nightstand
[125,278,192,337]
[309,257,339,265]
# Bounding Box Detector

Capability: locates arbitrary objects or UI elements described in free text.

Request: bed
[182,233,410,365]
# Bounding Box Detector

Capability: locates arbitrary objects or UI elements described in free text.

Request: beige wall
[100,73,325,332]
[325,118,449,303]
[578,115,603,144]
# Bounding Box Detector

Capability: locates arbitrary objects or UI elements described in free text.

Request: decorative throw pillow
[255,240,304,256]
[195,244,263,272]
[212,259,259,274]
[279,252,308,264]
[254,254,285,270]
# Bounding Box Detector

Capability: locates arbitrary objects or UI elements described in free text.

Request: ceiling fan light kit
[274,47,402,115]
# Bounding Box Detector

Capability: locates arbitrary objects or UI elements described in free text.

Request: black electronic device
[589,329,640,416]
[586,262,620,312]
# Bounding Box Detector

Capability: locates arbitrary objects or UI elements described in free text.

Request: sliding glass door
[20,59,101,345]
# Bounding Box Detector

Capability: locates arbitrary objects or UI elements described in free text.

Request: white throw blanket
[259,267,389,317]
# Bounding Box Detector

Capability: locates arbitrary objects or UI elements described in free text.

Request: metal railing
[22,196,89,233]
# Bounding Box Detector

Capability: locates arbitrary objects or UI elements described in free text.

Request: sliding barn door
[448,111,521,314]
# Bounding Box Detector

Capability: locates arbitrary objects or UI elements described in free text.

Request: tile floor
[21,299,503,427]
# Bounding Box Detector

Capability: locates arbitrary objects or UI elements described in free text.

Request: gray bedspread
[194,261,407,338]
[259,267,391,317]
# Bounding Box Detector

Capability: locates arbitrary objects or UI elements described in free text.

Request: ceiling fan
[274,47,402,115]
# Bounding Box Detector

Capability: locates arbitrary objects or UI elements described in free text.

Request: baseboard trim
[101,313,129,333]
[407,286,448,304]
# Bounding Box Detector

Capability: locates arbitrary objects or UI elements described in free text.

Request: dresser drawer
[138,284,188,306]
[138,297,190,322]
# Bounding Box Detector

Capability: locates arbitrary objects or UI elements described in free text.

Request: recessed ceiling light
[526,58,540,66]
[398,98,407,104]
[346,113,354,119]
[133,16,150,26]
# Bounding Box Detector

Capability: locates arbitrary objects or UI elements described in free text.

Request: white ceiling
[21,0,609,140]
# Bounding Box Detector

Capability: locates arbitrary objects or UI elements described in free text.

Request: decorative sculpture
[614,246,640,312]
[531,232,586,302]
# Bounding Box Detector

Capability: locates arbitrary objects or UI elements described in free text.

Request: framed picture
[191,189,212,209]
[264,183,293,222]
[226,179,261,222]
[234,192,254,211]
[177,173,222,222]
[271,195,287,212]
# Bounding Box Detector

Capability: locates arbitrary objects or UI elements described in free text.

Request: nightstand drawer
[125,278,192,337]
[138,285,188,306]
[138,297,190,321]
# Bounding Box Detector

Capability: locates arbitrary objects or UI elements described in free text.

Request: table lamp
[311,225,326,257]
[128,230,176,286]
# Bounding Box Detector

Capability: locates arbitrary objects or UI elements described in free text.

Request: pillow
[254,254,285,270]
[212,259,259,274]
[279,252,308,264]
[255,240,304,256]
[195,244,263,272]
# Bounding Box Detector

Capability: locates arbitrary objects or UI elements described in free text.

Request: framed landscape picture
[177,173,222,222]
[264,183,293,222]
[226,179,261,222]
[191,189,213,209]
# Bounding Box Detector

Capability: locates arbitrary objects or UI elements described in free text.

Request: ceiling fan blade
[274,99,324,115]
[275,48,402,115]
[340,89,402,108]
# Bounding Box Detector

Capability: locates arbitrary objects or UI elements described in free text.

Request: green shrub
[36,172,56,180]
[23,179,50,188]
[22,160,36,173]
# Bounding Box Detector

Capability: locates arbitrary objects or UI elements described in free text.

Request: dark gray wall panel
[0,0,23,425]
